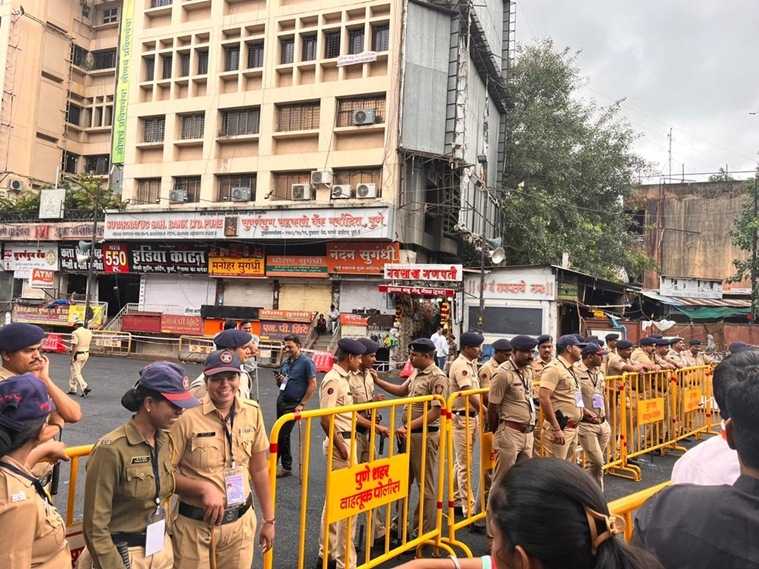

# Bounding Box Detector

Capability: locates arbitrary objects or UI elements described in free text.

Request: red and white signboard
[379,285,456,297]
[30,269,55,289]
[102,243,130,273]
[384,264,463,282]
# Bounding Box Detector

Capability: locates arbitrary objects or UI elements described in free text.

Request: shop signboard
[326,242,399,274]
[259,309,313,322]
[59,243,104,272]
[265,256,328,278]
[161,314,204,335]
[0,222,105,242]
[3,244,59,279]
[383,264,462,282]
[208,256,265,278]
[130,244,208,274]
[259,320,312,342]
[378,285,456,297]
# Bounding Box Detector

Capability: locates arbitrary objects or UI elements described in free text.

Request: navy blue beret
[689,339,702,346]
[215,330,253,349]
[460,332,484,347]
[617,339,634,350]
[0,373,55,427]
[338,338,367,355]
[729,341,752,354]
[511,335,538,351]
[639,337,656,346]
[0,323,45,352]
[536,334,553,345]
[357,338,380,353]
[648,334,663,339]
[410,338,436,353]
[491,339,512,351]
[655,338,672,347]
[605,333,620,342]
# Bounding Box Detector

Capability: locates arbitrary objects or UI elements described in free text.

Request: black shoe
[453,506,464,516]
[313,557,337,569]
[81,387,92,398]
[67,390,77,395]
[470,524,487,534]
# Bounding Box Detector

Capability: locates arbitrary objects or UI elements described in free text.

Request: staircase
[311,332,333,353]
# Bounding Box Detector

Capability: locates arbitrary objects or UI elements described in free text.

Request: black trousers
[276,395,300,470]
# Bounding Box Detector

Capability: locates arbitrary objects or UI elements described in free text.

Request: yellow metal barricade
[177,334,214,362]
[263,395,452,569]
[60,444,95,566]
[90,331,132,357]
[608,481,671,542]
[603,375,640,481]
[673,366,711,441]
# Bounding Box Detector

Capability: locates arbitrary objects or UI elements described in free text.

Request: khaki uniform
[69,326,93,393]
[397,363,447,535]
[576,362,611,490]
[631,347,657,369]
[448,353,480,516]
[685,351,715,367]
[472,357,500,518]
[320,364,357,569]
[0,456,70,569]
[530,357,556,456]
[605,353,631,378]
[81,419,175,569]
[489,358,535,485]
[171,395,268,568]
[540,356,583,462]
[601,348,617,375]
[666,349,689,369]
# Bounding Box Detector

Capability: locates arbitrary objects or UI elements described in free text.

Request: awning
[640,291,751,319]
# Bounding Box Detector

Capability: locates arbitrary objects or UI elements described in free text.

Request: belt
[75,351,88,355]
[338,432,353,439]
[179,494,252,525]
[410,426,439,434]
[565,420,579,429]
[111,532,146,547]
[581,417,606,424]
[501,420,534,434]
[451,410,478,417]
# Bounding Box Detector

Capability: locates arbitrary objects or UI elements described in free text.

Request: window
[102,7,118,24]
[92,49,116,70]
[277,102,320,132]
[72,45,89,68]
[247,42,264,68]
[334,167,382,192]
[217,174,256,201]
[173,177,201,203]
[161,55,172,79]
[62,151,79,174]
[179,53,190,77]
[180,114,204,139]
[336,95,385,126]
[66,103,82,126]
[197,50,208,74]
[142,116,165,143]
[302,34,317,62]
[150,0,172,7]
[136,178,161,203]
[81,3,90,18]
[280,38,294,65]
[221,107,260,136]
[224,45,240,72]
[272,171,310,200]
[85,155,110,175]
[348,28,364,55]
[372,24,389,52]
[324,30,341,59]
[144,57,155,81]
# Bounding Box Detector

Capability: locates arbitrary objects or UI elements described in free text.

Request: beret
[729,341,752,354]
[410,338,436,354]
[203,349,242,376]
[689,339,702,346]
[460,332,484,347]
[639,337,656,346]
[338,338,367,355]
[215,329,253,349]
[605,333,620,342]
[491,339,512,351]
[0,373,55,428]
[0,323,45,352]
[140,361,200,409]
[536,334,553,345]
[648,334,663,339]
[617,339,634,350]
[655,338,672,347]
[511,335,538,351]
[356,338,380,353]
[582,342,608,356]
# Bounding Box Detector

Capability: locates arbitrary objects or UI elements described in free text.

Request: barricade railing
[608,481,671,542]
[177,334,215,362]
[601,375,640,481]
[60,444,95,566]
[263,395,452,569]
[672,366,713,442]
[622,370,680,461]
[90,330,132,357]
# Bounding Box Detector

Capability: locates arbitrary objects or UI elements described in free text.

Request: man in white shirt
[430,326,448,369]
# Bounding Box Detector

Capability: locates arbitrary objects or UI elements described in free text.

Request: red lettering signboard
[30,269,55,289]
[378,285,456,297]
[340,313,368,326]
[161,314,203,335]
[326,242,399,274]
[102,243,130,273]
[259,309,313,323]
[266,256,328,278]
[12,305,70,326]
[259,320,312,342]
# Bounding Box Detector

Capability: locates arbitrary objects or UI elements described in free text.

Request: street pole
[478,184,487,333]
[83,191,99,328]
[752,176,758,322]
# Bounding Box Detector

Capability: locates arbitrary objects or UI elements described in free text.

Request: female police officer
[81,361,200,569]
[0,373,71,568]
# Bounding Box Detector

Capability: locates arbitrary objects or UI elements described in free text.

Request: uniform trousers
[491,426,532,487]
[356,432,385,541]
[394,431,439,536]
[541,423,579,463]
[171,505,256,568]
[276,395,300,471]
[578,420,611,490]
[320,438,357,569]
[69,352,90,392]
[451,414,478,516]
[77,534,173,569]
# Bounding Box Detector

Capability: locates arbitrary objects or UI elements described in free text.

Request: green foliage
[0,174,124,216]
[708,168,735,182]
[500,39,656,281]
[728,175,759,310]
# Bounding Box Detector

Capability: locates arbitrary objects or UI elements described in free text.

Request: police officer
[80,362,201,569]
[654,339,677,370]
[190,329,256,400]
[665,337,689,369]
[631,337,659,371]
[317,338,368,569]
[0,374,71,568]
[531,334,556,456]
[171,350,275,568]
[601,333,620,375]
[539,335,585,462]
[575,343,611,490]
[373,338,448,537]
[448,331,483,517]
[685,339,716,367]
[69,319,93,397]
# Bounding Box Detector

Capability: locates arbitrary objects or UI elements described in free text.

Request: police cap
[460,332,484,347]
[557,334,586,352]
[215,329,253,349]
[654,338,672,347]
[536,334,553,346]
[511,335,538,351]
[605,333,620,342]
[689,339,702,346]
[639,337,656,346]
[338,338,367,355]
[729,341,752,354]
[409,338,436,354]
[617,339,634,350]
[491,339,512,352]
[582,342,608,356]
[0,323,45,352]
[141,361,201,409]
[356,338,380,354]
[203,350,242,376]
[0,373,54,428]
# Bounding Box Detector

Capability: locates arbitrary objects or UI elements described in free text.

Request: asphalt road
[44,353,706,568]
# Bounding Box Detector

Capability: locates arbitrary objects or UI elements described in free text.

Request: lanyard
[560,360,580,391]
[510,361,532,403]
[589,369,600,390]
[148,439,161,507]
[0,461,51,506]
[222,405,237,468]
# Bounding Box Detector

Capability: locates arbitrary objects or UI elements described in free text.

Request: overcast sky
[515,1,759,182]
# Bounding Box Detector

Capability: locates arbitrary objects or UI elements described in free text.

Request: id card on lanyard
[145,443,165,557]
[222,405,246,506]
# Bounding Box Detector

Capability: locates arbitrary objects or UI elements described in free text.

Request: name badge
[279,375,289,392]
[145,506,166,557]
[130,456,150,464]
[225,466,246,506]
[592,394,604,409]
[528,396,536,414]
[575,391,585,408]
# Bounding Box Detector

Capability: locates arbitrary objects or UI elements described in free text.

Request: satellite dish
[490,247,506,265]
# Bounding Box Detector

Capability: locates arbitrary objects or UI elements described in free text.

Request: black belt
[451,410,478,417]
[355,426,369,435]
[179,494,252,525]
[111,532,146,547]
[410,426,439,434]
[278,395,301,404]
[339,432,353,439]
[581,417,606,424]
[75,351,88,355]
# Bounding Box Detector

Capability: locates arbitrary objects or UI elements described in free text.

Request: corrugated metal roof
[640,290,751,308]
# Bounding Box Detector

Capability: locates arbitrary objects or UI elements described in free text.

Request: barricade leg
[451,415,478,516]
[356,433,385,542]
[319,439,357,569]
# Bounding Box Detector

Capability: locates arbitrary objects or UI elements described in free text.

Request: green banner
[111,0,135,164]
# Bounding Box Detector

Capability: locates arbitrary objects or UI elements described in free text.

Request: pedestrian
[538,334,585,463]
[430,326,449,369]
[575,343,612,490]
[0,374,71,568]
[275,335,317,478]
[69,319,93,397]
[328,305,340,334]
[191,329,256,400]
[373,338,448,538]
[448,331,484,517]
[171,349,275,567]
[80,361,201,569]
[316,314,328,336]
[316,338,369,569]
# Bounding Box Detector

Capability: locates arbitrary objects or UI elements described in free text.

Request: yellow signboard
[111,0,135,163]
[637,398,665,425]
[68,305,104,329]
[480,432,495,471]
[326,453,409,523]
[208,256,265,277]
[683,389,703,413]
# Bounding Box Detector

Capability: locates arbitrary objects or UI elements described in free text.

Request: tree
[708,168,735,183]
[728,173,759,316]
[500,39,655,281]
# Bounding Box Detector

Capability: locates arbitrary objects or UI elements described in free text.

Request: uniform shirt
[531,357,557,398]
[448,354,479,411]
[0,366,16,380]
[349,368,376,406]
[320,364,354,433]
[685,351,715,367]
[401,363,448,426]
[83,419,176,568]
[279,353,317,402]
[0,456,70,569]
[478,358,500,391]
[601,348,617,375]
[575,362,606,418]
[489,358,535,425]
[666,349,689,368]
[72,326,93,352]
[635,475,759,569]
[606,353,632,377]
[631,347,656,368]
[540,356,583,422]
[172,395,268,509]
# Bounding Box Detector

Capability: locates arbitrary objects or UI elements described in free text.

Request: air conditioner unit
[291,184,312,201]
[169,189,188,203]
[310,170,332,186]
[353,109,376,126]
[331,184,352,199]
[230,187,251,202]
[8,179,23,193]
[356,183,378,199]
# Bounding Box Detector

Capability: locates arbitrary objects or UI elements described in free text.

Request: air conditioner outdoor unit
[310,170,332,186]
[230,187,251,202]
[353,109,376,126]
[331,184,352,199]
[355,183,378,199]
[291,184,312,201]
[169,189,188,203]
[8,179,23,192]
